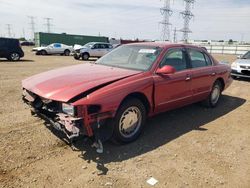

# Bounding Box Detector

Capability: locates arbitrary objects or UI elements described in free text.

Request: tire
[111,98,146,144]
[64,49,70,56]
[74,54,80,60]
[203,80,222,108]
[40,50,47,55]
[82,53,89,60]
[231,75,237,79]
[8,52,20,61]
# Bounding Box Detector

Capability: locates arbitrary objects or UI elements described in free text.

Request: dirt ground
[0,47,249,188]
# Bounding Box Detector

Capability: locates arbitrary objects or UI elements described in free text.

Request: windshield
[241,51,250,59]
[96,45,162,71]
[84,42,95,48]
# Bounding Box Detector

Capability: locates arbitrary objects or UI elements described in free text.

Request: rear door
[154,48,193,113]
[103,44,113,55]
[91,44,103,57]
[187,48,215,102]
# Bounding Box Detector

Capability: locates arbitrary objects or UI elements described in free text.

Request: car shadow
[0,59,34,63]
[233,77,250,82]
[43,94,245,175]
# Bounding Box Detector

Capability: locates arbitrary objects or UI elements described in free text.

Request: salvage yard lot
[0,47,249,188]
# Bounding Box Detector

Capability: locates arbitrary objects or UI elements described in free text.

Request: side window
[92,44,98,49]
[160,49,187,71]
[54,43,61,48]
[100,44,106,49]
[0,39,6,47]
[103,44,111,49]
[189,50,207,68]
[204,53,212,66]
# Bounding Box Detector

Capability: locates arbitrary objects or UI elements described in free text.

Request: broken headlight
[62,103,75,116]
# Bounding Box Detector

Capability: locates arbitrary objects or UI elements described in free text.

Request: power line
[180,0,195,43]
[173,27,177,43]
[44,18,53,33]
[159,0,173,41]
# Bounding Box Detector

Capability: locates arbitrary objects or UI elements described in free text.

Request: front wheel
[111,98,146,144]
[8,52,20,61]
[82,53,89,60]
[40,50,47,55]
[203,81,222,108]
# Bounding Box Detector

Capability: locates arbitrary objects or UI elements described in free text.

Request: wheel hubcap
[11,53,19,60]
[211,85,220,104]
[119,106,142,138]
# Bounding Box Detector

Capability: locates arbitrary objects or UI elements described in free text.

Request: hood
[235,59,250,65]
[33,47,47,51]
[22,63,141,102]
[73,44,84,50]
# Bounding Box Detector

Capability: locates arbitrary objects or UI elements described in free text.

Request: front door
[154,48,193,113]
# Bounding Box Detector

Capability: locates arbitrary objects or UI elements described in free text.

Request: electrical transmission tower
[180,0,195,43]
[6,24,12,37]
[28,16,35,40]
[160,0,173,41]
[44,18,53,33]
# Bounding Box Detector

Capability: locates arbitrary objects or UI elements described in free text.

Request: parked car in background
[22,43,232,153]
[73,42,113,60]
[20,41,35,46]
[0,37,24,61]
[231,51,250,78]
[32,43,73,56]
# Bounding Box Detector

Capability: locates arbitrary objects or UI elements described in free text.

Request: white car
[33,43,73,56]
[231,51,250,79]
[73,42,113,60]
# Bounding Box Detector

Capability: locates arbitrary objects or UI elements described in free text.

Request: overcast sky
[0,0,250,41]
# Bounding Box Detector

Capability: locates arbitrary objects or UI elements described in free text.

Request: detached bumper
[22,89,114,140]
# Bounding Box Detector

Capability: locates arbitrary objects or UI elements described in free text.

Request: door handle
[211,72,216,76]
[185,75,191,81]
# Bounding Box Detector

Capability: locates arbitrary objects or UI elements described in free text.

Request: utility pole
[173,27,177,43]
[6,24,12,37]
[44,18,53,33]
[159,0,173,41]
[22,28,26,39]
[28,16,35,40]
[180,0,195,43]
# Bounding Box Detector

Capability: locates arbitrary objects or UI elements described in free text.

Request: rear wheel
[82,53,89,60]
[203,80,222,108]
[64,49,70,56]
[111,98,146,144]
[8,52,20,61]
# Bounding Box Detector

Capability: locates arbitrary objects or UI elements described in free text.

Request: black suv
[0,38,24,61]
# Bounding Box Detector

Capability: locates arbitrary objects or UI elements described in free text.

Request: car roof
[91,42,110,44]
[0,37,19,41]
[126,42,202,50]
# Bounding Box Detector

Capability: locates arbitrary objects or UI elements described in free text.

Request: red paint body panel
[22,43,232,135]
[22,63,140,102]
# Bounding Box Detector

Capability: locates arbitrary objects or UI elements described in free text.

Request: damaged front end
[22,89,113,153]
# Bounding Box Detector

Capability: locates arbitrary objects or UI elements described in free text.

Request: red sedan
[22,42,232,152]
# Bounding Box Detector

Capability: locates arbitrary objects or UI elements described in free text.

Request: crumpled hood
[22,63,141,102]
[235,59,250,65]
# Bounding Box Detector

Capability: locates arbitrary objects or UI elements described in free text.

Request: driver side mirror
[156,65,176,75]
[237,55,242,59]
